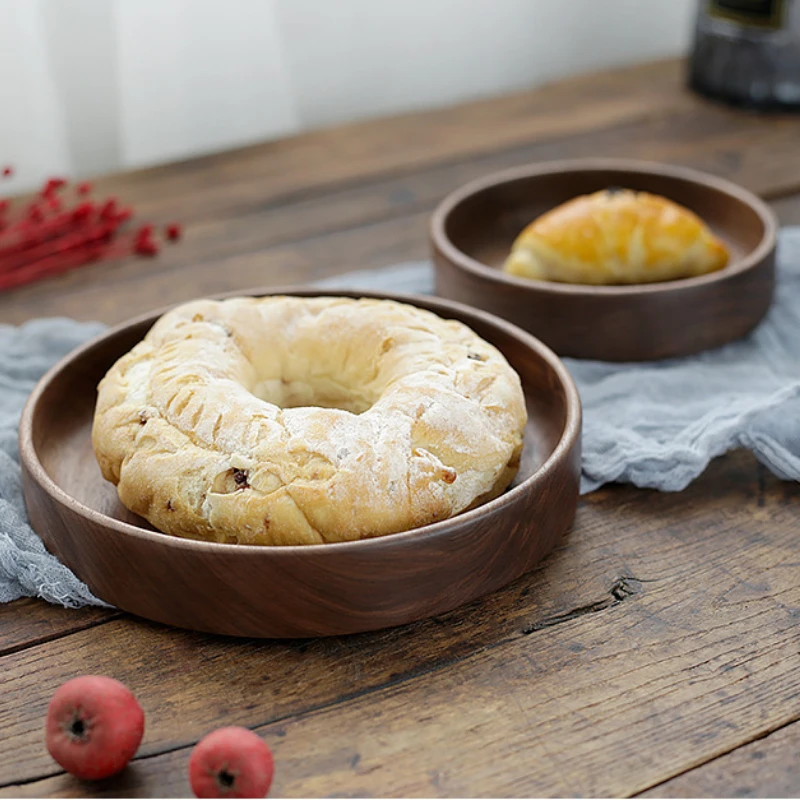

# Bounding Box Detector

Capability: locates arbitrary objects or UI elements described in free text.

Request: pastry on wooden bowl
[431,159,777,361]
[503,188,729,286]
[19,290,581,637]
[91,296,527,546]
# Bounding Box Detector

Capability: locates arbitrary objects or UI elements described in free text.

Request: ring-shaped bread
[92,296,527,545]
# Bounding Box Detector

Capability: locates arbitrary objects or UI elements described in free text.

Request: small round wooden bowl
[19,289,581,639]
[431,159,778,361]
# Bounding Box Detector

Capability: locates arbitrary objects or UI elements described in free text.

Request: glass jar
[689,0,800,110]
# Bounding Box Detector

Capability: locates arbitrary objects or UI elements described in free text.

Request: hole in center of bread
[249,378,374,414]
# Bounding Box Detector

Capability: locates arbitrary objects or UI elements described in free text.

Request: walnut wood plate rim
[19,289,582,638]
[430,158,778,361]
[431,158,777,295]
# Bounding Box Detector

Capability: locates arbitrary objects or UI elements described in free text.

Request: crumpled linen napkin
[0,318,109,606]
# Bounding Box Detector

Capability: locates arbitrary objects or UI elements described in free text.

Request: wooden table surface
[2,58,800,798]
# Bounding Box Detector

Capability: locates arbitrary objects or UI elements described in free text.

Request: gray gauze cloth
[2,229,800,608]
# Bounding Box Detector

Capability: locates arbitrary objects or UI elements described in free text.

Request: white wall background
[0,0,696,193]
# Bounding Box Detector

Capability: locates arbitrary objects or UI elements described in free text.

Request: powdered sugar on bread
[91,296,526,545]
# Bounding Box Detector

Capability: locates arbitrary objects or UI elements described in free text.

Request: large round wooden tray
[19,290,581,638]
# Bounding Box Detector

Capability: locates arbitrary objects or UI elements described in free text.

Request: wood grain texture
[0,59,695,325]
[641,719,800,798]
[0,212,431,325]
[0,495,634,788]
[0,599,118,657]
[3,57,800,797]
[2,454,799,796]
[63,59,696,223]
[4,61,800,325]
[431,159,776,361]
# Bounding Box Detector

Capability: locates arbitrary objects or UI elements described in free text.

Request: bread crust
[91,296,527,545]
[503,189,729,285]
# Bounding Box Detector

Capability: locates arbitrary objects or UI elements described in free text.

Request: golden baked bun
[92,296,527,546]
[503,188,729,285]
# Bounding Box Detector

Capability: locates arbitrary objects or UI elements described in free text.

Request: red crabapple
[45,675,144,780]
[188,726,274,798]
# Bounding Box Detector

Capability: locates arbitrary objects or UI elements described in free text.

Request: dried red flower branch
[42,177,66,196]
[165,223,182,241]
[0,168,182,292]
